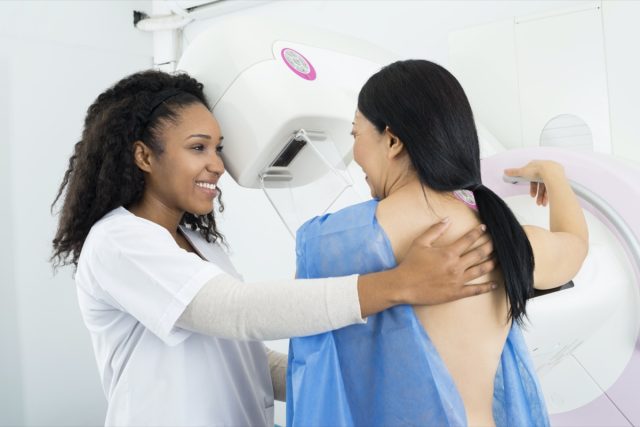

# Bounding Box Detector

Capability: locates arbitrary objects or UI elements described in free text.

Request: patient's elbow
[565,237,589,282]
[532,236,589,290]
[576,235,589,266]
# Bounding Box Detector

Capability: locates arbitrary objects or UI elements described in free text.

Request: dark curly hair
[51,69,224,269]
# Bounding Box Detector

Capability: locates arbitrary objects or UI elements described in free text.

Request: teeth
[196,182,217,190]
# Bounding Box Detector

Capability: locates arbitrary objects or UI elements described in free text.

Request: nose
[206,150,225,177]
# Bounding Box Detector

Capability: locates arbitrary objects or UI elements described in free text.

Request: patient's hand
[505,160,565,207]
[399,221,496,305]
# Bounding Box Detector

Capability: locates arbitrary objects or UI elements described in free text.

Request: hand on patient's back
[401,220,496,305]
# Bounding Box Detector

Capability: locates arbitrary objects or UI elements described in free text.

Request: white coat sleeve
[176,273,364,341]
[87,219,221,346]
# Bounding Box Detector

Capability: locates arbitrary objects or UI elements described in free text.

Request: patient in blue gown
[286,60,588,426]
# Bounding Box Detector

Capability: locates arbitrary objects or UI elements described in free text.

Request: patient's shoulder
[298,199,379,237]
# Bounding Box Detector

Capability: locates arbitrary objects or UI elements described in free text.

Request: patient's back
[376,188,509,427]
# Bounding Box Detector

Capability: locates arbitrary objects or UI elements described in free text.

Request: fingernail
[491,283,498,289]
[480,224,486,231]
[441,217,450,223]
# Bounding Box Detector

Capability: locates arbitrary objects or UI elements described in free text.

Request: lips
[195,181,219,198]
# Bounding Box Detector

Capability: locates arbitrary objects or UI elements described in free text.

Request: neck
[383,173,449,209]
[383,168,420,198]
[128,192,183,239]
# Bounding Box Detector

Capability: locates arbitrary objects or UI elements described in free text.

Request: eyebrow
[186,134,224,141]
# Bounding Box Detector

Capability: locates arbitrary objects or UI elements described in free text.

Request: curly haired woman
[51,70,496,426]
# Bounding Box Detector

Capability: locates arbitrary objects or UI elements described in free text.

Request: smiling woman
[128,102,226,249]
[49,69,496,426]
[51,71,226,263]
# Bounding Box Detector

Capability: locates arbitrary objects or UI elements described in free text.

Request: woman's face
[144,102,225,216]
[352,110,390,199]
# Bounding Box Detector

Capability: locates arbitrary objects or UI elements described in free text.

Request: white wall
[448,1,640,163]
[0,56,22,427]
[0,1,152,425]
[602,1,640,163]
[449,3,613,152]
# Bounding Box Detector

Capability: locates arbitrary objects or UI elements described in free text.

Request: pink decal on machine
[280,48,316,81]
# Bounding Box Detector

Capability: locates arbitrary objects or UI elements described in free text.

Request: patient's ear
[133,140,153,173]
[385,128,405,160]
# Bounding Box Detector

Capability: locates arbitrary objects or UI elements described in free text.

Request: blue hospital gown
[286,199,549,427]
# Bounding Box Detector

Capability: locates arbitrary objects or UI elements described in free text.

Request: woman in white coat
[51,70,495,426]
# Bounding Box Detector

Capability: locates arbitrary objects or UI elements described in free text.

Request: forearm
[177,273,364,341]
[357,269,407,318]
[542,165,589,244]
[265,346,287,401]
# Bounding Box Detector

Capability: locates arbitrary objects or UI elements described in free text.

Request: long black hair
[51,70,224,269]
[358,59,534,324]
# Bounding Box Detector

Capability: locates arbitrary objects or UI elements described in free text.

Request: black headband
[145,88,183,125]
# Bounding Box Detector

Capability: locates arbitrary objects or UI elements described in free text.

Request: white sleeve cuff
[324,274,366,329]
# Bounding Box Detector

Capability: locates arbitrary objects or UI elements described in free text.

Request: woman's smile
[195,180,219,198]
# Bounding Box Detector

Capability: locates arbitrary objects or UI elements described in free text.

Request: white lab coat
[75,207,274,426]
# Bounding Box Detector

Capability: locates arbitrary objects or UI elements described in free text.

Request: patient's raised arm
[505,160,589,289]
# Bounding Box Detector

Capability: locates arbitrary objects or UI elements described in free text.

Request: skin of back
[376,184,506,427]
[374,164,588,426]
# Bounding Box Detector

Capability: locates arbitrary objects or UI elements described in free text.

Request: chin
[189,206,214,217]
